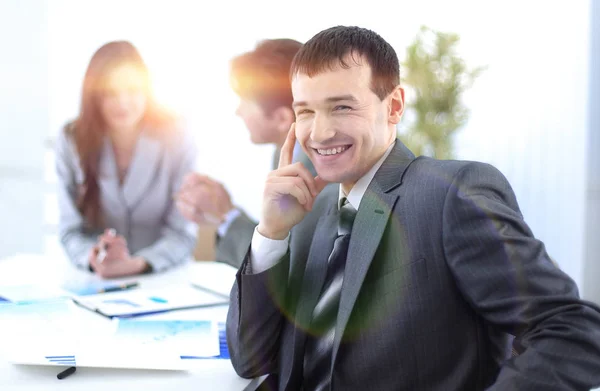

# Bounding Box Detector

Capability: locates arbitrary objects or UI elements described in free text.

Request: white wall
[583,0,600,303]
[0,0,48,258]
[0,0,596,293]
[451,1,592,289]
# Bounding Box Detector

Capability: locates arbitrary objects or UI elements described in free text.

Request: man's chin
[314,170,357,186]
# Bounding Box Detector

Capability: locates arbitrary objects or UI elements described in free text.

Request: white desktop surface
[0,253,253,391]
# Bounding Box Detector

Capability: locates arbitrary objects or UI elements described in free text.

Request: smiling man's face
[292,55,402,191]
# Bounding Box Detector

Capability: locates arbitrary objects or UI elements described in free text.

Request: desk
[0,253,254,391]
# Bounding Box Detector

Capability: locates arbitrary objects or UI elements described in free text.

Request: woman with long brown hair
[55,41,197,278]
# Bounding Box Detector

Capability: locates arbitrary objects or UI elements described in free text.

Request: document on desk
[73,285,228,318]
[0,299,91,367]
[76,320,220,370]
[189,261,238,298]
[0,284,68,304]
[61,279,139,296]
[113,319,220,357]
[0,300,223,370]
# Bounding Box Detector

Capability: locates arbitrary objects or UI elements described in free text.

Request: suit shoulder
[55,120,79,158]
[405,157,511,195]
[411,157,506,180]
[413,157,519,214]
[57,120,76,143]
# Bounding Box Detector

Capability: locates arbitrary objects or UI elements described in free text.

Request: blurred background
[0,0,598,303]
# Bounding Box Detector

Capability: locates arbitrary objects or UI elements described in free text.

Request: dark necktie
[303,197,357,391]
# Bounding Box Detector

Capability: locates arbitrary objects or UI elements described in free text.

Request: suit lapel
[331,140,416,368]
[331,190,398,366]
[122,134,162,208]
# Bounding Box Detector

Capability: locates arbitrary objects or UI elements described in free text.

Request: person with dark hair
[226,26,600,390]
[56,41,197,278]
[176,39,318,267]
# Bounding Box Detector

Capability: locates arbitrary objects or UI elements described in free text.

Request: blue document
[73,285,228,318]
[0,300,230,370]
[114,319,220,358]
[0,285,67,304]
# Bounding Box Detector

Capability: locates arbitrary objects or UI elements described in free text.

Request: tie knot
[338,197,357,236]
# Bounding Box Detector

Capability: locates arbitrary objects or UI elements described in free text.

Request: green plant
[399,26,485,159]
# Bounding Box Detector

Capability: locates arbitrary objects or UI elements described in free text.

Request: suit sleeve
[215,211,258,267]
[55,129,99,269]
[226,249,289,378]
[442,162,600,391]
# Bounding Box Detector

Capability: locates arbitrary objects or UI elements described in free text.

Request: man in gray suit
[176,39,315,267]
[226,26,600,390]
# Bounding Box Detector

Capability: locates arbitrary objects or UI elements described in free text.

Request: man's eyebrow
[292,95,358,109]
[292,101,307,109]
[325,94,358,103]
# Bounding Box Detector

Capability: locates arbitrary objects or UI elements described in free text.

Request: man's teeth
[317,146,349,156]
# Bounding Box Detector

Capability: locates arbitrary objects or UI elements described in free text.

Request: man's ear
[388,86,405,124]
[272,106,295,133]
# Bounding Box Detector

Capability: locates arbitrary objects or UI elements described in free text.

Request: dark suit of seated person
[175,39,318,267]
[225,26,600,390]
[56,41,197,278]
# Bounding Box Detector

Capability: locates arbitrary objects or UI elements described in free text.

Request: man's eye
[297,109,313,115]
[334,105,352,111]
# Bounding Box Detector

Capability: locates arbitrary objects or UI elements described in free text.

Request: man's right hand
[257,123,328,240]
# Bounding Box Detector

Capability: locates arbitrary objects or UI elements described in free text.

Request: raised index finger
[278,123,296,169]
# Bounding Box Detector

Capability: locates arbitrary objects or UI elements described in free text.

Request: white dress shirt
[249,141,396,274]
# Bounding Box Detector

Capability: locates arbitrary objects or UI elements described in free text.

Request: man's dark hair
[230,38,303,114]
[290,26,400,100]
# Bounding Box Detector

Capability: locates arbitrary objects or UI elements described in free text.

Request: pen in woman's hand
[98,228,116,264]
[97,282,139,293]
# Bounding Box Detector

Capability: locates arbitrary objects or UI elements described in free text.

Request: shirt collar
[338,140,396,210]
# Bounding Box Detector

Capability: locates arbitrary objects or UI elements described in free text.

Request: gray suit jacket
[226,141,600,390]
[55,125,198,272]
[215,144,317,267]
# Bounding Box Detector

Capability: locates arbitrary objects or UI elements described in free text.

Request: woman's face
[99,63,148,134]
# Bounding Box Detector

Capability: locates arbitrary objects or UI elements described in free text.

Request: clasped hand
[88,229,148,278]
[175,173,234,225]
